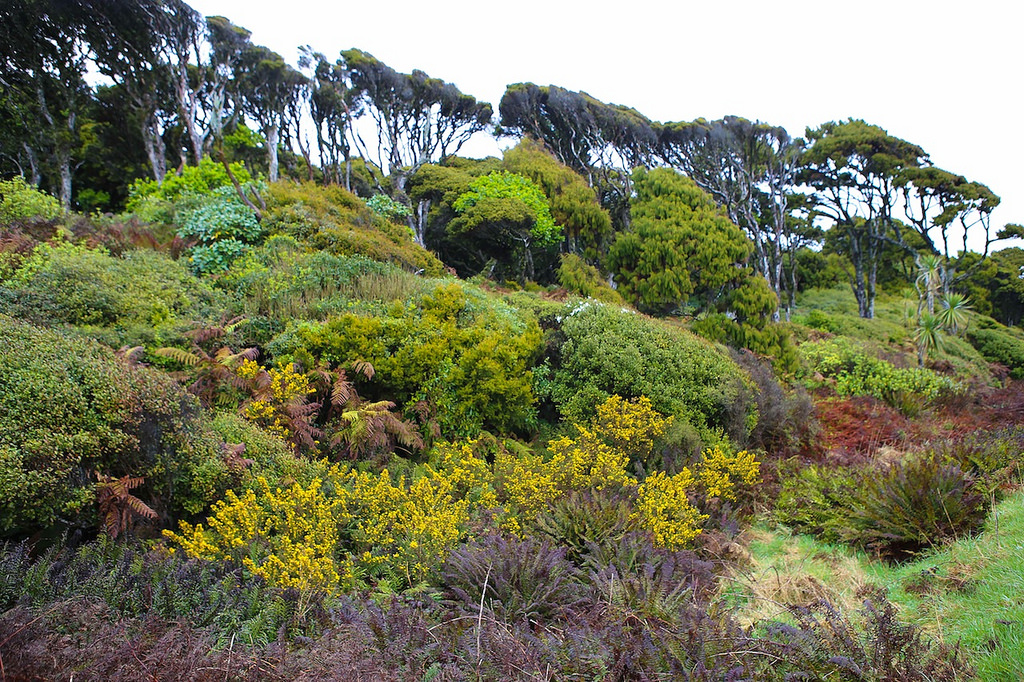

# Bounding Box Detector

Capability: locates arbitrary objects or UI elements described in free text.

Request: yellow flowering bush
[241,362,316,443]
[695,446,761,501]
[163,473,348,593]
[428,440,499,509]
[345,469,469,585]
[547,424,634,491]
[593,395,673,464]
[492,446,560,532]
[631,469,708,550]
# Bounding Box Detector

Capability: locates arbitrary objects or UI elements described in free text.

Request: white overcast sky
[189,0,1023,248]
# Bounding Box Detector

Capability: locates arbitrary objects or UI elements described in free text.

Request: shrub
[556,253,624,304]
[774,465,859,543]
[844,454,988,557]
[803,337,961,415]
[0,176,62,222]
[0,317,228,535]
[267,281,542,438]
[126,158,253,211]
[967,323,1024,379]
[440,533,586,623]
[540,301,755,441]
[631,469,708,550]
[1,240,218,346]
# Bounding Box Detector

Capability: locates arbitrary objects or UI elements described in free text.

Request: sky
[188,0,1023,249]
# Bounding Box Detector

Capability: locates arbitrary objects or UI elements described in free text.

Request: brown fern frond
[352,359,375,380]
[95,472,156,539]
[187,325,227,345]
[154,346,203,366]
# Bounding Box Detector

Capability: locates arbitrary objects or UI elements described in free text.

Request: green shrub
[126,158,253,210]
[529,487,636,561]
[802,337,961,415]
[539,301,755,442]
[0,317,228,535]
[967,322,1024,379]
[556,253,624,304]
[1,241,218,346]
[264,181,444,276]
[267,281,542,438]
[844,454,988,557]
[0,176,62,222]
[774,465,859,543]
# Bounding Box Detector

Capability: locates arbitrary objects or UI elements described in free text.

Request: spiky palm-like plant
[937,292,972,336]
[914,312,944,367]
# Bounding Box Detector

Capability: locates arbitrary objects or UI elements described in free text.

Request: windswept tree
[498,83,658,223]
[234,43,307,182]
[0,0,93,209]
[799,119,926,318]
[299,47,360,188]
[658,116,810,319]
[342,48,492,243]
[898,165,1017,294]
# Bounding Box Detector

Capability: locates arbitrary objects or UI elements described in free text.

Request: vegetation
[0,2,1022,677]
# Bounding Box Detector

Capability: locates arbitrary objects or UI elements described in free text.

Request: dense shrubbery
[967,320,1024,379]
[537,301,755,443]
[802,337,961,415]
[268,281,543,438]
[0,176,62,223]
[0,240,219,345]
[0,317,228,535]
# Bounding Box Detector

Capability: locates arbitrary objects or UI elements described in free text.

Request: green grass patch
[730,490,1024,677]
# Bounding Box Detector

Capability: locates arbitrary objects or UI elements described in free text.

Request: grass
[725,490,1024,679]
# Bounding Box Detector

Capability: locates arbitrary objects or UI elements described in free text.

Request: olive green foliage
[556,253,624,304]
[608,167,760,316]
[802,337,961,415]
[537,301,754,441]
[451,170,561,282]
[967,319,1024,379]
[264,181,444,275]
[502,137,612,257]
[1,240,218,346]
[267,281,542,437]
[0,317,227,535]
[219,238,435,323]
[775,465,859,543]
[365,193,411,221]
[0,176,62,222]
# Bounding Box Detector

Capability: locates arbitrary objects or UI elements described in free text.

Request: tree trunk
[266,122,279,182]
[57,148,72,212]
[141,114,167,184]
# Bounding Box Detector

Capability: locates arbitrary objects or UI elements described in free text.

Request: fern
[94,472,158,539]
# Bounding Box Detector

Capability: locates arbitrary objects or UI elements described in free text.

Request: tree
[342,49,492,243]
[800,119,926,318]
[658,116,811,319]
[234,44,307,182]
[449,170,562,282]
[606,167,756,316]
[299,47,360,189]
[898,165,1010,294]
[498,83,658,224]
[0,0,94,210]
[503,137,613,259]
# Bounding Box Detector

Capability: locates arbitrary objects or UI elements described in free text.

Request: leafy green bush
[267,281,542,437]
[265,181,444,276]
[538,301,755,441]
[126,158,253,210]
[175,185,264,274]
[0,317,228,535]
[774,465,859,543]
[802,337,961,415]
[0,176,62,222]
[967,322,1024,379]
[556,253,624,304]
[529,487,636,561]
[1,240,218,346]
